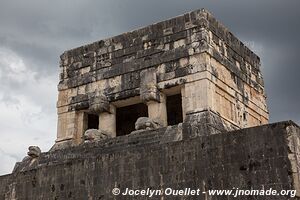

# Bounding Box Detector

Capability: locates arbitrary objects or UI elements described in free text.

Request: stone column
[182,79,211,114]
[147,93,168,126]
[55,111,77,149]
[140,68,167,126]
[99,105,116,137]
[56,111,77,142]
[74,111,88,144]
[89,90,116,137]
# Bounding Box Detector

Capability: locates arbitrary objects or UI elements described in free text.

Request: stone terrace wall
[0,175,11,200]
[1,121,299,199]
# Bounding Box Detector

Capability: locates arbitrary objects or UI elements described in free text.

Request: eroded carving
[140,68,160,103]
[83,129,111,142]
[27,146,41,158]
[135,117,163,131]
[12,146,41,173]
[89,90,110,114]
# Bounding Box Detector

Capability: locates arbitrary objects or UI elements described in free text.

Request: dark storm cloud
[0,0,299,123]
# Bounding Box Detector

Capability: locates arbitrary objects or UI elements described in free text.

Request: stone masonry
[1,121,300,199]
[55,8,269,148]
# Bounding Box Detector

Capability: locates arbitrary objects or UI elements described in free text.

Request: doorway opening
[116,103,148,136]
[166,94,183,125]
[87,113,99,129]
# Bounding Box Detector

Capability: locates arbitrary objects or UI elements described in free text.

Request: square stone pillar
[74,111,88,144]
[99,105,116,137]
[88,89,117,137]
[182,79,212,114]
[140,67,167,126]
[147,93,168,127]
[56,111,77,142]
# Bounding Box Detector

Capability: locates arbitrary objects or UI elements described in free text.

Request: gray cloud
[0,0,299,175]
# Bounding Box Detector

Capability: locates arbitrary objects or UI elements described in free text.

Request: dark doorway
[87,114,99,129]
[166,94,183,125]
[116,103,148,136]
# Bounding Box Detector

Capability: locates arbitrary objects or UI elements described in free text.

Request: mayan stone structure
[55,8,268,148]
[1,9,299,200]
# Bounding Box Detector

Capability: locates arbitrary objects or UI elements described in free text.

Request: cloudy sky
[0,0,299,175]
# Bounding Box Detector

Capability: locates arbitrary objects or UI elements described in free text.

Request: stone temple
[0,8,299,200]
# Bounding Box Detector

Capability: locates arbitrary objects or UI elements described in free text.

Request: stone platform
[1,121,299,199]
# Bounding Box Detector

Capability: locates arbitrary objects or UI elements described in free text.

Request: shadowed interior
[116,103,148,136]
[87,114,99,130]
[167,94,183,125]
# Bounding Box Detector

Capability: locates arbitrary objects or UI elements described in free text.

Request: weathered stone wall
[1,121,299,199]
[0,175,11,200]
[56,8,268,146]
